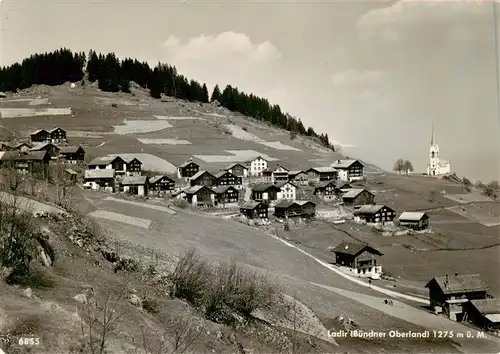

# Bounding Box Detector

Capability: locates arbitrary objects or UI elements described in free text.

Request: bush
[170,249,211,304]
[142,298,160,314]
[290,130,298,140]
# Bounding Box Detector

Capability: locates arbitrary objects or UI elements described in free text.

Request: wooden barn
[184,185,216,207]
[463,299,500,331]
[121,176,149,196]
[60,146,85,164]
[398,212,430,230]
[274,200,316,218]
[84,169,115,191]
[306,167,338,182]
[353,204,396,224]
[288,170,308,186]
[0,151,51,177]
[223,163,248,178]
[313,180,337,201]
[30,129,51,143]
[239,201,268,219]
[425,273,489,321]
[215,170,243,189]
[341,188,375,206]
[331,241,383,279]
[124,157,142,176]
[30,142,60,158]
[214,186,239,205]
[190,171,217,187]
[88,156,127,175]
[49,127,67,144]
[149,175,175,191]
[177,158,200,179]
[251,183,281,201]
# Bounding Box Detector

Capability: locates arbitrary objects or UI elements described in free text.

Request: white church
[426,122,451,176]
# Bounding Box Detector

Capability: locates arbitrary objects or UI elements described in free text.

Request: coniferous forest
[0,48,334,151]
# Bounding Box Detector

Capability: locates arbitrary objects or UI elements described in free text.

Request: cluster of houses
[0,127,86,176]
[330,241,500,332]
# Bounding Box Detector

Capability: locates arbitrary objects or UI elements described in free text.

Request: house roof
[307,166,337,174]
[178,159,198,168]
[295,200,316,207]
[224,163,248,171]
[150,175,173,184]
[123,157,142,164]
[171,188,188,197]
[252,183,281,192]
[354,204,393,216]
[244,155,268,163]
[399,212,428,222]
[331,241,383,257]
[0,151,49,161]
[190,170,215,180]
[185,185,215,195]
[335,180,351,189]
[60,146,84,154]
[121,175,148,185]
[263,162,289,172]
[288,170,305,176]
[213,185,237,194]
[215,170,235,178]
[342,188,372,199]
[315,180,336,189]
[30,129,49,136]
[1,141,30,149]
[469,299,500,315]
[425,274,489,294]
[331,159,363,169]
[276,181,297,188]
[84,169,115,179]
[275,200,315,209]
[239,201,262,210]
[49,127,65,133]
[88,156,123,166]
[30,142,60,151]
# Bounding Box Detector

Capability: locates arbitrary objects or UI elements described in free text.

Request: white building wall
[138,185,145,196]
[249,158,268,177]
[337,169,348,181]
[277,184,296,200]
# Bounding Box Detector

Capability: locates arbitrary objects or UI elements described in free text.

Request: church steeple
[431,120,435,146]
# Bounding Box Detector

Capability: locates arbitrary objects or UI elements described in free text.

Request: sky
[1,0,499,182]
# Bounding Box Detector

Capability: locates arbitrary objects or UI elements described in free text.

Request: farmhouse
[49,127,67,144]
[223,163,248,178]
[464,299,500,331]
[341,188,375,206]
[0,141,31,153]
[251,183,281,202]
[0,151,50,176]
[353,204,396,224]
[122,157,142,176]
[30,129,51,143]
[246,156,268,177]
[335,180,352,191]
[274,200,316,218]
[288,170,308,186]
[398,211,430,230]
[425,273,489,321]
[213,186,239,205]
[331,241,383,279]
[306,167,338,182]
[84,169,115,191]
[331,159,364,182]
[88,156,127,175]
[276,181,297,200]
[215,170,243,189]
[121,175,149,196]
[184,185,216,207]
[313,180,338,201]
[190,171,217,187]
[239,201,268,219]
[262,162,289,184]
[30,142,60,158]
[149,175,175,191]
[177,158,200,179]
[60,146,85,164]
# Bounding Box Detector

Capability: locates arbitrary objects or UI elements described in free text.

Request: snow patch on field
[94,97,137,106]
[113,119,172,134]
[225,124,263,142]
[137,138,191,145]
[203,112,227,118]
[444,193,494,204]
[154,115,206,121]
[225,150,278,161]
[88,210,152,229]
[0,98,33,102]
[0,108,71,118]
[259,141,302,151]
[195,150,278,163]
[107,153,177,173]
[29,98,49,106]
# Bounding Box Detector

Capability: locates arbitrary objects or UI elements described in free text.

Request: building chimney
[454,272,458,277]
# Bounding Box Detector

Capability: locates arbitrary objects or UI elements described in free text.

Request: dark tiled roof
[240,201,262,210]
[426,274,489,294]
[61,146,84,154]
[331,241,383,257]
[252,183,280,192]
[213,186,237,194]
[469,299,500,315]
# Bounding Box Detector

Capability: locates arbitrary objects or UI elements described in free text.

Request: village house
[276,181,297,200]
[88,156,127,176]
[313,180,338,201]
[246,156,268,177]
[213,186,239,205]
[177,158,200,179]
[239,201,268,219]
[463,299,500,331]
[288,170,308,186]
[425,273,489,321]
[121,175,149,196]
[190,171,217,187]
[30,129,51,144]
[223,163,248,178]
[262,162,289,184]
[398,211,430,230]
[65,168,78,183]
[274,200,316,218]
[0,151,51,176]
[331,159,364,182]
[30,142,60,158]
[306,167,338,182]
[60,146,85,164]
[215,170,243,189]
[184,185,216,207]
[49,127,67,144]
[83,169,115,192]
[341,188,375,206]
[149,175,175,192]
[0,141,31,153]
[124,157,142,176]
[331,241,383,279]
[353,204,396,224]
[335,180,352,191]
[251,183,281,202]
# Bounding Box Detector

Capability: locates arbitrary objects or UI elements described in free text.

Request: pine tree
[211,84,221,102]
[202,83,209,103]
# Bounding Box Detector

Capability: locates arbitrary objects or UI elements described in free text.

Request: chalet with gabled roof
[313,180,338,201]
[177,158,200,179]
[49,127,67,143]
[88,156,127,175]
[0,141,31,153]
[276,181,297,200]
[213,186,239,205]
[245,156,268,177]
[464,299,500,331]
[341,188,375,206]
[239,201,268,219]
[251,183,281,202]
[331,159,364,182]
[30,129,51,143]
[398,211,430,230]
[262,162,289,184]
[353,204,396,224]
[215,170,243,189]
[306,167,338,182]
[288,170,308,186]
[190,170,217,187]
[331,241,383,279]
[0,150,50,176]
[84,169,115,191]
[184,185,216,207]
[121,175,149,196]
[223,163,248,178]
[274,200,316,218]
[30,142,60,158]
[149,175,175,191]
[123,157,142,176]
[60,146,85,164]
[425,273,489,321]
